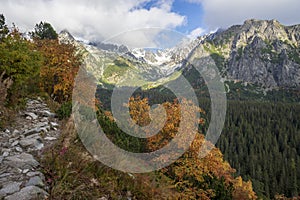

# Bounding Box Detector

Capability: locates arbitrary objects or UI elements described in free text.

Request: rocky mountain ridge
[59,30,203,88]
[203,19,300,88]
[59,19,300,90]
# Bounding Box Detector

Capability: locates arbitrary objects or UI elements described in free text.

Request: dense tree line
[217,101,300,199]
[97,84,300,199]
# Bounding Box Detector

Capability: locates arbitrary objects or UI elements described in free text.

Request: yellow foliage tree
[128,97,257,199]
[35,39,80,103]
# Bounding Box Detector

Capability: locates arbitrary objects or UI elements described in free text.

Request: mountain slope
[58,30,204,88]
[59,19,300,92]
[200,19,300,88]
[56,19,300,199]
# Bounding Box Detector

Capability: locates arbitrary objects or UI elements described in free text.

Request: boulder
[0,182,22,196]
[26,176,44,187]
[4,186,48,200]
[5,153,39,170]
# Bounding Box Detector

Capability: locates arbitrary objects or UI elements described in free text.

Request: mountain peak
[243,18,280,26]
[58,30,75,44]
[240,18,284,33]
[211,18,289,46]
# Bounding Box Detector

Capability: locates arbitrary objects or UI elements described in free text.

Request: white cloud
[3,0,297,47]
[0,0,185,47]
[188,27,205,38]
[199,0,300,30]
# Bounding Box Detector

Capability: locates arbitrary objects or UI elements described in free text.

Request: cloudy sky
[1,0,300,47]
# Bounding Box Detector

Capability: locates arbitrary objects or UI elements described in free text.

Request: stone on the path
[25,133,40,139]
[26,176,44,187]
[26,171,42,177]
[40,117,48,122]
[2,151,9,157]
[35,122,49,128]
[8,139,15,143]
[0,173,11,178]
[35,141,44,150]
[5,153,39,170]
[19,138,38,148]
[4,186,48,200]
[11,141,19,147]
[25,112,38,120]
[44,136,57,141]
[19,136,43,150]
[0,182,22,196]
[15,147,23,152]
[24,126,50,137]
[23,128,40,137]
[40,110,56,118]
[50,122,59,128]
[2,142,10,148]
[39,126,51,133]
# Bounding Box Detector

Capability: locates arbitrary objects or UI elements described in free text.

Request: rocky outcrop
[0,98,60,199]
[205,19,300,88]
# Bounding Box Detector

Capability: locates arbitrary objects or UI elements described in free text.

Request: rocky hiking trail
[0,98,60,200]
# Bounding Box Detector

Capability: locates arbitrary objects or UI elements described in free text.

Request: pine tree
[0,14,9,40]
[31,21,58,40]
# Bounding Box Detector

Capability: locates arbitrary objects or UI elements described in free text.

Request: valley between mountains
[0,14,299,199]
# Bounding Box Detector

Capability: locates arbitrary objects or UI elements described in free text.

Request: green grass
[204,44,226,71]
[103,64,128,78]
[103,57,137,78]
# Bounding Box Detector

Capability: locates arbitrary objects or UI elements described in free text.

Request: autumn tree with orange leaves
[35,39,80,103]
[128,97,257,200]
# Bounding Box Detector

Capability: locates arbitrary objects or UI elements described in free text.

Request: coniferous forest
[217,101,300,199]
[96,85,300,199]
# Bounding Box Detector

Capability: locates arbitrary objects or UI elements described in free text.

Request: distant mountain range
[59,19,300,92]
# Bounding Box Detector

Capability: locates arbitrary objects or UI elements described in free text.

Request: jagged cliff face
[59,19,300,89]
[204,19,300,88]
